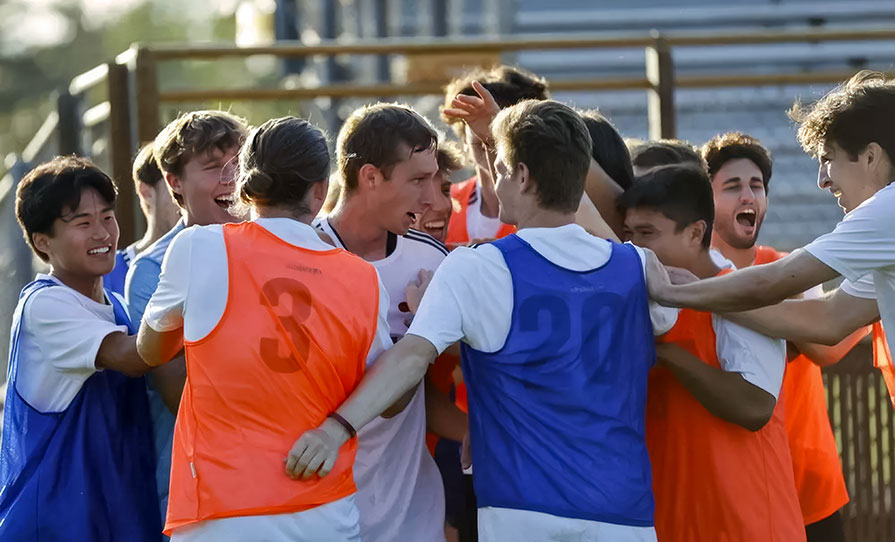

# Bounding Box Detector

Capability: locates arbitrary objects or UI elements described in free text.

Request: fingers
[319,456,337,478]
[301,453,326,480]
[471,80,498,108]
[452,93,485,108]
[442,107,471,119]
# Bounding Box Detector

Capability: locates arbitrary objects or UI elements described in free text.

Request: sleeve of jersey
[406,249,472,355]
[713,315,786,399]
[841,274,876,300]
[365,273,394,368]
[26,288,126,373]
[629,243,679,335]
[143,228,192,332]
[803,191,895,283]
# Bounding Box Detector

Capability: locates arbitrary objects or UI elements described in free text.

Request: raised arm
[647,249,840,312]
[724,287,880,346]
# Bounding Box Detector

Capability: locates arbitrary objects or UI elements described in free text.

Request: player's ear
[688,220,707,247]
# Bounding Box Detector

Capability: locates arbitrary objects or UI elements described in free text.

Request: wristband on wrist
[327,412,357,438]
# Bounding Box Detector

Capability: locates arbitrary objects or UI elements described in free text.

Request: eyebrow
[60,206,114,223]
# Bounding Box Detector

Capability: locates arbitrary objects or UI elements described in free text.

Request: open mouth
[832,189,843,198]
[88,246,111,255]
[735,209,756,228]
[423,219,446,230]
[214,195,234,209]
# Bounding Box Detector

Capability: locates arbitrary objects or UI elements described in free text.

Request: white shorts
[478,506,657,542]
[170,494,361,542]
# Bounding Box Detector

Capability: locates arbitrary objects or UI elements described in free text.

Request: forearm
[583,159,625,239]
[661,264,788,311]
[96,331,152,377]
[336,337,435,434]
[725,290,879,345]
[793,326,871,367]
[149,354,187,414]
[661,347,775,431]
[425,376,468,442]
[576,192,620,242]
[136,320,184,367]
[478,149,500,219]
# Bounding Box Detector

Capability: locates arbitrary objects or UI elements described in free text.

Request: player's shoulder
[403,229,450,257]
[24,280,88,322]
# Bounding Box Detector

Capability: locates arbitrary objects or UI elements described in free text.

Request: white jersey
[315,218,448,542]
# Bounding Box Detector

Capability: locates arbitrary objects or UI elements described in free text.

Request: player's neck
[515,208,576,231]
[135,213,171,254]
[50,268,105,304]
[712,233,757,270]
[687,251,724,280]
[328,199,390,261]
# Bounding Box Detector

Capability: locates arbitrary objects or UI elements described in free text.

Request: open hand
[442,80,501,146]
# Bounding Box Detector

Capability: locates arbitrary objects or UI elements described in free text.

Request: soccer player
[127,110,248,527]
[411,142,475,542]
[0,157,160,541]
[314,103,451,542]
[629,139,705,176]
[580,109,636,191]
[645,71,893,396]
[442,66,550,247]
[103,143,181,295]
[292,98,679,542]
[620,164,805,541]
[702,132,863,540]
[136,116,390,541]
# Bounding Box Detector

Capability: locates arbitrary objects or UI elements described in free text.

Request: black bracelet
[327,412,357,438]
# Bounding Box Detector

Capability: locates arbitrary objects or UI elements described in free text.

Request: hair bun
[243,167,275,197]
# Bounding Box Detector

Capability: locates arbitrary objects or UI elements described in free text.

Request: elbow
[738,397,776,432]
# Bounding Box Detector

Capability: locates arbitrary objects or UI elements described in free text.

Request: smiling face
[412,171,452,242]
[624,207,703,270]
[816,141,879,213]
[710,158,767,249]
[34,187,119,279]
[167,145,240,226]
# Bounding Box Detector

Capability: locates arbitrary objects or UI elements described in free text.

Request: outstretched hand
[442,80,501,146]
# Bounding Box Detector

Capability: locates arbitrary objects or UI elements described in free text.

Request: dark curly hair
[701,132,772,191]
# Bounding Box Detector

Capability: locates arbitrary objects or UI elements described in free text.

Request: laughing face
[710,157,767,250]
[168,145,241,226]
[816,141,879,214]
[37,187,119,280]
[411,171,452,242]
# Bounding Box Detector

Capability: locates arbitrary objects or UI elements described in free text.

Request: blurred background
[1,1,894,538]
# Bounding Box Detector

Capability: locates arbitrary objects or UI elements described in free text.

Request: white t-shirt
[707,249,792,398]
[804,182,895,351]
[144,218,392,542]
[315,218,447,542]
[466,182,504,241]
[13,274,127,413]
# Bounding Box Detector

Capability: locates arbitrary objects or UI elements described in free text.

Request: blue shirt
[0,280,161,541]
[461,235,656,527]
[102,244,136,296]
[125,220,184,526]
